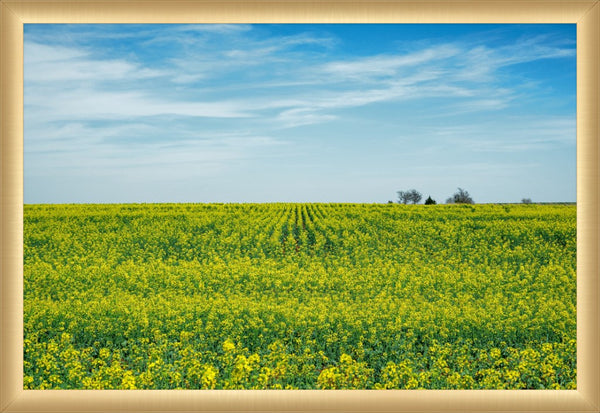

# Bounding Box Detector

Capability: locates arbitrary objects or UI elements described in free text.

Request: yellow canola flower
[22,203,576,390]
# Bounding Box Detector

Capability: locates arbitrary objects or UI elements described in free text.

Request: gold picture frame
[1,1,598,412]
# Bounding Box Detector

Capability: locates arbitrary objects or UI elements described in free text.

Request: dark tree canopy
[424,196,437,205]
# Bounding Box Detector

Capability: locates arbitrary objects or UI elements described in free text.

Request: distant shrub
[424,196,437,205]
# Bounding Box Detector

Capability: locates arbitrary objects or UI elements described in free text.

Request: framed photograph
[1,1,598,412]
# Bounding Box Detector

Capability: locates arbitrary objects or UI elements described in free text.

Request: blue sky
[24,24,576,204]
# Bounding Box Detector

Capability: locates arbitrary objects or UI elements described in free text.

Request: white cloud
[25,42,89,63]
[172,24,253,34]
[453,37,575,83]
[25,28,575,133]
[427,116,575,152]
[24,25,576,194]
[25,41,165,83]
[276,108,337,128]
[26,87,254,122]
[322,45,460,80]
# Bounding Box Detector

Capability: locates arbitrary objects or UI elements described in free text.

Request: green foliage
[24,203,576,389]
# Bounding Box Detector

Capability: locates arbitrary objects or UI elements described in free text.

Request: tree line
[395,187,474,205]
[394,189,535,205]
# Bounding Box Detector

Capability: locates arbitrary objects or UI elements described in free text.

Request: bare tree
[397,191,409,204]
[446,188,474,204]
[398,189,422,204]
[408,189,422,204]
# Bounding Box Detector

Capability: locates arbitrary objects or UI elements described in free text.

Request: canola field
[24,203,576,389]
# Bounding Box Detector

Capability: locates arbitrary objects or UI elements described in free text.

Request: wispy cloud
[25,27,575,126]
[26,87,253,122]
[25,42,165,82]
[427,116,576,152]
[321,45,460,80]
[452,36,576,83]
